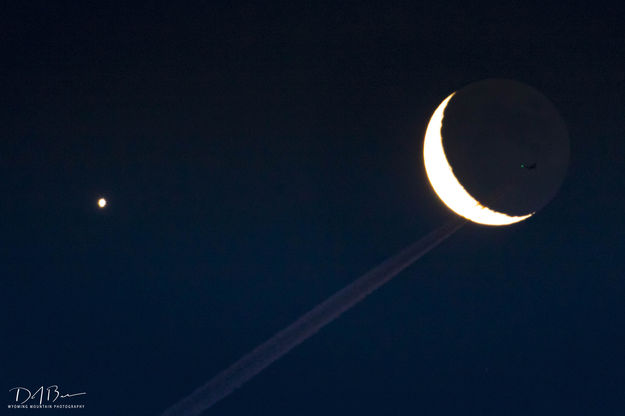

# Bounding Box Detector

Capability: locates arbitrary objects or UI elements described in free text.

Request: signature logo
[8,385,86,408]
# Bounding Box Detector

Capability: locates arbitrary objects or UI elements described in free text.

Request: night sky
[3,2,625,415]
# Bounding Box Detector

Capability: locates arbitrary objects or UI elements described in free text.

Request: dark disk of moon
[441,79,570,217]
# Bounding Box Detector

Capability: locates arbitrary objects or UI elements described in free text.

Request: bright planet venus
[424,79,570,226]
[98,198,107,208]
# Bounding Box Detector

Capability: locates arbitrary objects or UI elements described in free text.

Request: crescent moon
[423,93,534,226]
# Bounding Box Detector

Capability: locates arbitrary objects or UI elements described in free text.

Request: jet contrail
[162,219,465,416]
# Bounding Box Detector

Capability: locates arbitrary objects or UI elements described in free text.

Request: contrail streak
[162,219,465,416]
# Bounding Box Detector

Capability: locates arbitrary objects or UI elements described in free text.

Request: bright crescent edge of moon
[423,92,534,226]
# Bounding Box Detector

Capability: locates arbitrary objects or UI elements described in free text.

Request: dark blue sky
[3,2,624,415]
